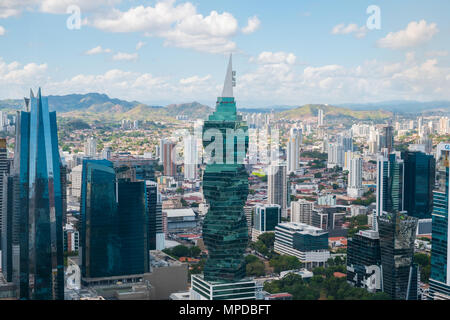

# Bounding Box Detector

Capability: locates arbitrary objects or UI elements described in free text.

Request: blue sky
[0,0,449,107]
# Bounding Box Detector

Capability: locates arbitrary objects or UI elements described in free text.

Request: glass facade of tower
[12,89,64,300]
[202,95,249,283]
[346,230,382,292]
[254,205,280,232]
[430,151,450,297]
[117,181,149,275]
[402,151,435,219]
[81,160,149,279]
[378,211,418,300]
[80,160,118,279]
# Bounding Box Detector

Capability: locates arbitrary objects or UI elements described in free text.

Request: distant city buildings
[268,163,288,218]
[347,155,364,198]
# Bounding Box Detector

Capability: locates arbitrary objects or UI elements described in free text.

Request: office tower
[268,163,288,218]
[116,180,149,276]
[101,146,112,160]
[327,143,344,168]
[60,164,68,224]
[147,181,164,251]
[81,159,149,281]
[317,109,324,126]
[1,176,14,282]
[161,140,177,177]
[11,89,64,300]
[337,132,353,153]
[378,125,394,153]
[347,230,382,293]
[287,128,301,173]
[290,199,313,225]
[184,135,197,181]
[0,138,7,249]
[401,151,435,219]
[347,156,364,198]
[201,55,249,284]
[243,206,254,237]
[375,153,404,230]
[70,165,83,198]
[84,136,97,157]
[430,147,450,299]
[312,208,346,237]
[80,160,118,279]
[378,211,419,300]
[252,204,281,242]
[274,222,330,270]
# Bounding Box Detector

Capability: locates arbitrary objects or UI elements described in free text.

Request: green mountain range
[0,93,398,122]
[278,104,392,120]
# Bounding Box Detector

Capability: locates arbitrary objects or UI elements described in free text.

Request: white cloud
[377,20,438,49]
[85,45,111,55]
[112,52,138,61]
[331,23,367,38]
[0,0,119,17]
[242,16,260,34]
[90,1,244,54]
[39,0,121,14]
[0,26,5,36]
[136,41,146,50]
[180,75,211,85]
[252,52,296,65]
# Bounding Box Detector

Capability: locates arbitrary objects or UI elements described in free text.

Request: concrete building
[274,222,330,270]
[190,274,257,300]
[184,135,198,181]
[347,155,364,198]
[164,208,197,233]
[287,127,302,174]
[70,165,83,198]
[268,163,288,218]
[84,136,97,158]
[290,199,313,225]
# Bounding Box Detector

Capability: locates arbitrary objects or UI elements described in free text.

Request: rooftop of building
[163,208,196,218]
[150,250,184,268]
[276,222,328,235]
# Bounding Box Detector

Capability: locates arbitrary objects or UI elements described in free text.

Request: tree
[258,233,275,249]
[189,246,201,258]
[270,255,301,273]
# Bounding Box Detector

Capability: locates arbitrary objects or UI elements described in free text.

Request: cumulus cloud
[242,16,260,34]
[85,45,111,55]
[0,0,119,17]
[180,75,211,85]
[0,26,5,36]
[377,20,438,49]
[331,23,367,38]
[112,52,139,61]
[90,0,243,53]
[252,51,296,65]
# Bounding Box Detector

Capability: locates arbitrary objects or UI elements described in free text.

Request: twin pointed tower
[201,55,250,282]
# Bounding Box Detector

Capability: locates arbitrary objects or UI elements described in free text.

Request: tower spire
[221,54,234,98]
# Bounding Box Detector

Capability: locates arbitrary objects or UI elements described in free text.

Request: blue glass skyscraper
[12,89,64,300]
[80,160,150,281]
[430,149,450,299]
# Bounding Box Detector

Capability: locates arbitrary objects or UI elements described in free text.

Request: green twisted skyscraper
[202,55,249,282]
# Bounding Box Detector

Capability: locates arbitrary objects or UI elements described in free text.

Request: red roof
[333,272,346,278]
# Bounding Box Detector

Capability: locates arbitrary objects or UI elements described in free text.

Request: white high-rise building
[268,163,288,218]
[84,137,97,158]
[318,109,324,126]
[291,199,313,225]
[287,127,302,173]
[184,135,198,181]
[347,156,364,198]
[70,165,83,198]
